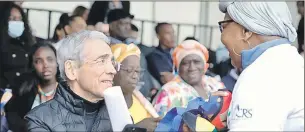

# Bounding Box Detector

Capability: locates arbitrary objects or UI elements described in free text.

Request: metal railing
[24,7,219,48]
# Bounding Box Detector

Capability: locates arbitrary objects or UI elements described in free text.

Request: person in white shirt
[218,1,304,131]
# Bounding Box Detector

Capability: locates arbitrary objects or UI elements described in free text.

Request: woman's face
[32,47,57,82]
[9,7,22,21]
[179,54,205,86]
[220,13,248,69]
[113,55,141,95]
[66,16,87,35]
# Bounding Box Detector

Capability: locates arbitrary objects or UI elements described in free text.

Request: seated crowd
[0,1,303,132]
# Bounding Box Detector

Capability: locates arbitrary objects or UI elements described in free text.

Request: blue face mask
[8,21,25,38]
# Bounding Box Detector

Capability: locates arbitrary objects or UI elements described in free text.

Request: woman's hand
[182,123,191,132]
[211,91,229,97]
[211,90,230,128]
[136,117,162,132]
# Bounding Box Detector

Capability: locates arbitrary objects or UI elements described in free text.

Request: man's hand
[160,72,175,84]
[136,117,162,132]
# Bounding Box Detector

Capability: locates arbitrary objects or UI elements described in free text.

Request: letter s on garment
[235,105,253,119]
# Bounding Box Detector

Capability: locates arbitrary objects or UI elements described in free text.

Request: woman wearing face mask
[218,2,304,131]
[5,42,59,132]
[0,3,35,91]
[111,44,161,132]
[153,40,226,117]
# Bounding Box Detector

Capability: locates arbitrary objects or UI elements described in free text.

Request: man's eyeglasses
[218,20,234,33]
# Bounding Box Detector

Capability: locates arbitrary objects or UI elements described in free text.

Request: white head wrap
[219,1,297,42]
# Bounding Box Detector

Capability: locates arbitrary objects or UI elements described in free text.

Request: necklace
[37,82,58,101]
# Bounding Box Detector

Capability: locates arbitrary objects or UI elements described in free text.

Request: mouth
[188,71,200,75]
[101,80,113,87]
[42,71,52,76]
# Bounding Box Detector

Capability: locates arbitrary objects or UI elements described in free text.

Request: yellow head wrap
[111,43,141,63]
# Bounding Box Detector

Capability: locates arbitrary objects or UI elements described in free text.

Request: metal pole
[176,24,180,44]
[26,9,29,18]
[47,11,52,39]
[140,21,144,43]
[193,25,197,37]
[208,27,214,49]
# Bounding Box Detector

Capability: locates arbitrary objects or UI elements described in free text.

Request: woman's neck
[39,78,57,93]
[124,92,133,109]
[191,81,209,99]
[250,35,282,48]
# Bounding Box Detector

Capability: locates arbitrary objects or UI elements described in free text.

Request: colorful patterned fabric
[153,75,225,117]
[172,40,209,70]
[0,89,12,111]
[0,89,12,132]
[111,43,141,63]
[31,83,58,109]
[155,97,220,132]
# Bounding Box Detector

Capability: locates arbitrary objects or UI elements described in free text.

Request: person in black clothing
[87,1,130,26]
[25,30,117,131]
[5,42,59,132]
[146,22,176,85]
[0,3,35,91]
[108,9,134,44]
[297,1,304,53]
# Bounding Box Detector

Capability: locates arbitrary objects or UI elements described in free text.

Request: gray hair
[57,30,110,81]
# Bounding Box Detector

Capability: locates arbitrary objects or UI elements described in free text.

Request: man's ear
[64,60,78,81]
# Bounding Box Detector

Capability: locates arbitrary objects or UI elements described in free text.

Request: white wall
[23,2,90,39]
[22,1,301,48]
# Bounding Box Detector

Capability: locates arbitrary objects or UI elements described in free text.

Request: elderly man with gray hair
[24,30,117,131]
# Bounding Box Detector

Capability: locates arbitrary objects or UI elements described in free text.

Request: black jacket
[25,83,112,132]
[0,38,31,89]
[87,1,130,25]
[5,82,37,132]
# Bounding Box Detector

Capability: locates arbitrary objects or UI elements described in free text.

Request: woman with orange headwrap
[111,44,161,131]
[152,40,226,117]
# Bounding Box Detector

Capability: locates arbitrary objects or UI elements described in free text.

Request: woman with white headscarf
[218,1,304,131]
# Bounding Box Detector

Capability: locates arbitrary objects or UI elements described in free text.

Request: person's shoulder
[159,78,182,92]
[138,44,156,56]
[204,75,225,91]
[25,99,64,123]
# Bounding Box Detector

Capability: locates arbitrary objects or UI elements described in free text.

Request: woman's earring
[232,48,241,56]
[246,40,252,48]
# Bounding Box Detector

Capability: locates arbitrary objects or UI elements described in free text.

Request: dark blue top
[146,45,173,85]
[241,38,290,69]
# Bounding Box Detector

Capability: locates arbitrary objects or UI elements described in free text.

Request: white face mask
[8,21,25,38]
